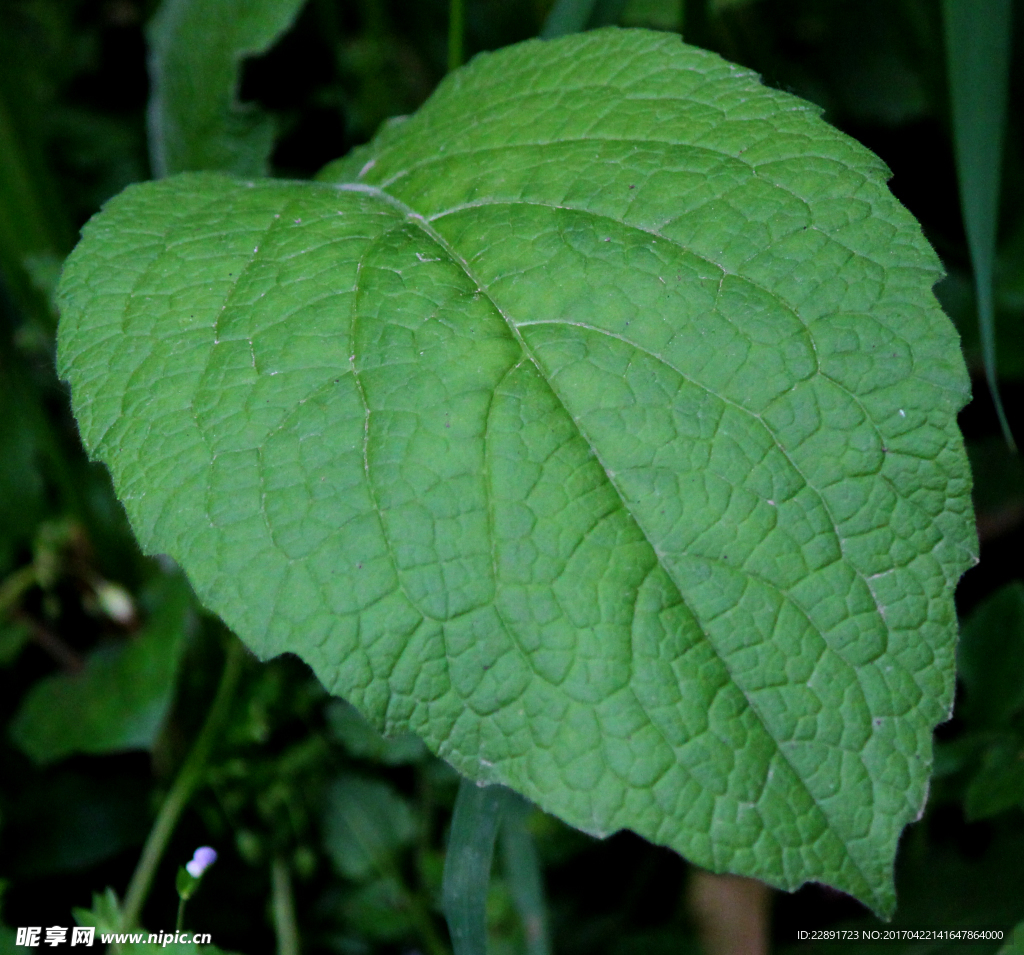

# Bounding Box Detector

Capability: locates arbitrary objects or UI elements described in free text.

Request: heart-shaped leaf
[56,29,976,914]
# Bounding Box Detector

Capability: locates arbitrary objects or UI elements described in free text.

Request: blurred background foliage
[0,0,1023,952]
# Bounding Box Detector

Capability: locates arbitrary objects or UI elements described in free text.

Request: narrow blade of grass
[943,0,1017,450]
[500,795,550,955]
[442,778,505,955]
[448,0,465,71]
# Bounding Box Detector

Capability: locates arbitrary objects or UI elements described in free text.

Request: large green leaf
[56,29,976,915]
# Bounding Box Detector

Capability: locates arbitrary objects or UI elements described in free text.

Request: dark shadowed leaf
[10,575,193,764]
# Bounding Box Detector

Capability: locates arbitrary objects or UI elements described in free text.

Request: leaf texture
[56,29,977,914]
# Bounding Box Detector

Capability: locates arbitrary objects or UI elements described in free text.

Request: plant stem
[175,896,186,933]
[448,0,464,72]
[271,855,300,955]
[120,636,246,930]
[0,564,36,618]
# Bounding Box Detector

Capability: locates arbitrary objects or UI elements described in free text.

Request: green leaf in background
[341,877,416,942]
[0,375,47,576]
[943,0,1016,449]
[541,0,600,37]
[621,0,684,32]
[946,583,1024,821]
[146,0,307,178]
[9,575,193,764]
[965,736,1024,820]
[325,699,428,765]
[957,582,1024,730]
[73,887,230,955]
[73,887,123,935]
[0,619,31,667]
[1000,921,1024,955]
[322,775,416,881]
[4,771,151,877]
[57,29,977,914]
[966,439,1024,537]
[542,0,632,37]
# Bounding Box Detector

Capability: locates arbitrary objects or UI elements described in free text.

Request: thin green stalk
[0,564,36,618]
[271,856,300,955]
[175,896,186,933]
[448,0,465,72]
[120,637,246,930]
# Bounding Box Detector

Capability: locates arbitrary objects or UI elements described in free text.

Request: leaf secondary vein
[333,181,882,894]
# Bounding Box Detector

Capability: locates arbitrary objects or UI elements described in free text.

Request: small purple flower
[185,846,218,878]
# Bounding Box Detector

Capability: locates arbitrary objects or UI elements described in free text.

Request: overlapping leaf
[56,29,976,914]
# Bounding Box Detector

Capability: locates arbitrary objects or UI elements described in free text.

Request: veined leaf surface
[56,28,976,914]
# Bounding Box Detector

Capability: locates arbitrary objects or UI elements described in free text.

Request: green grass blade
[448,0,465,71]
[442,779,505,955]
[499,795,550,955]
[943,0,1016,450]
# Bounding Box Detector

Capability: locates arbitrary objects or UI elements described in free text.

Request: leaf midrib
[421,193,966,647]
